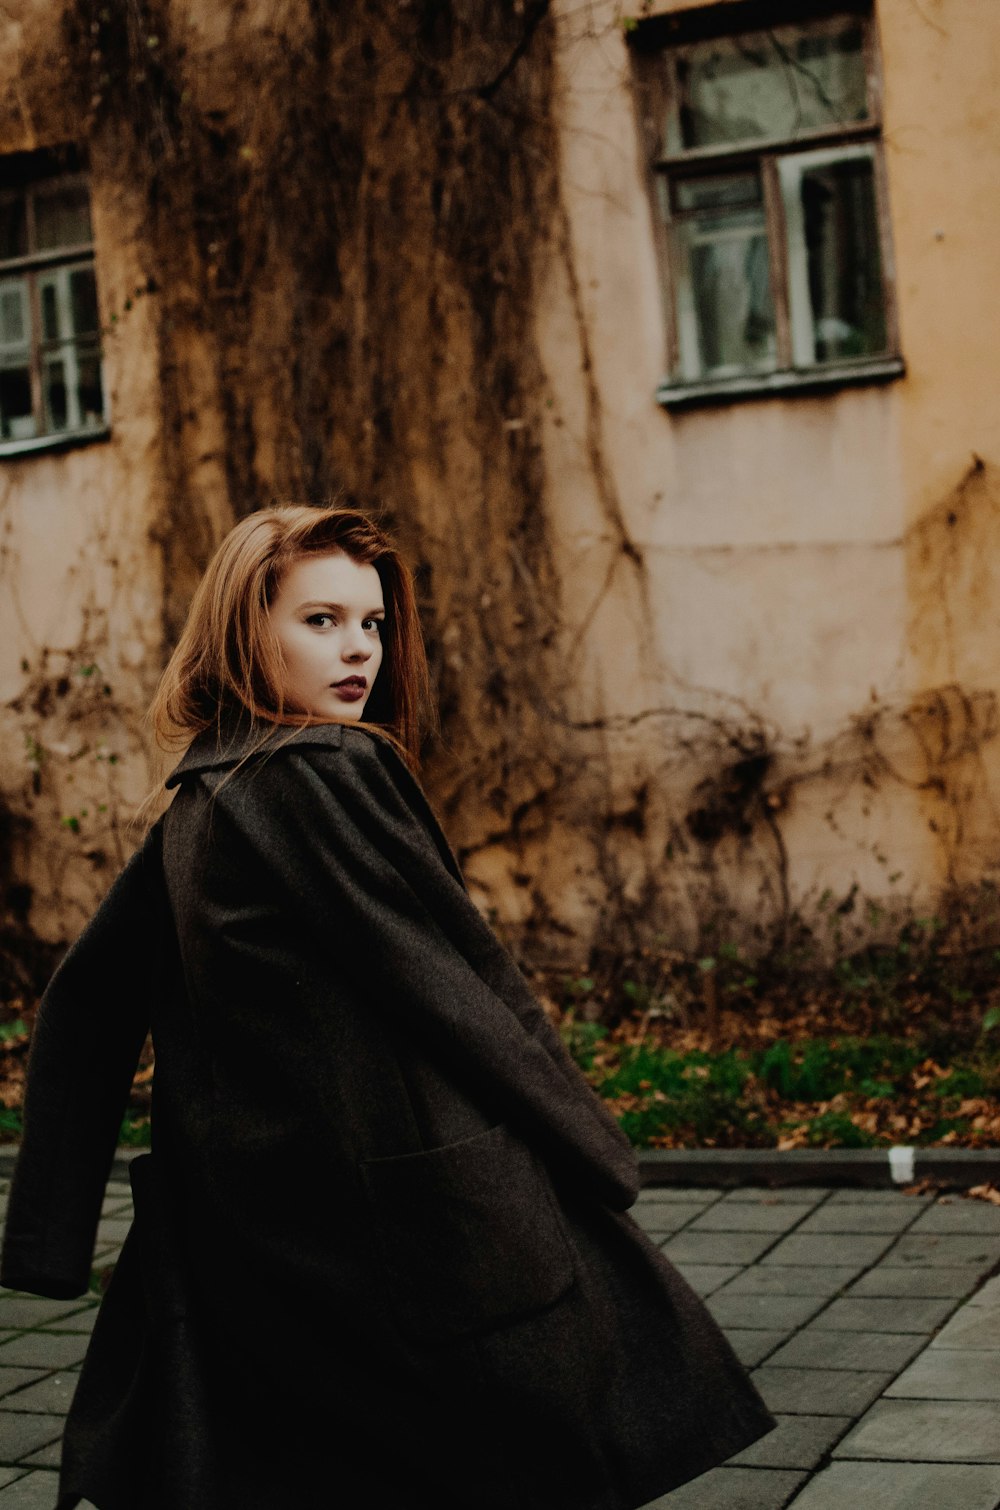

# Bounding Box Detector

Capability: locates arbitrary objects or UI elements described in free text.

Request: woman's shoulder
[165,720,397,793]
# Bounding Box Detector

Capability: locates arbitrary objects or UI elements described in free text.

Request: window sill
[657,357,905,411]
[0,425,111,461]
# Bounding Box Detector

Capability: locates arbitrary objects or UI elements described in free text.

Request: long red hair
[149,506,433,769]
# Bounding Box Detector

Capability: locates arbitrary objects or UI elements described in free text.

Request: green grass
[563,1024,1000,1150]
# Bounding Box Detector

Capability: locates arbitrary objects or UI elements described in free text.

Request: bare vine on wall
[57,0,572,850]
[3,0,1000,987]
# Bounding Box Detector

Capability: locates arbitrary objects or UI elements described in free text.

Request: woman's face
[269,550,385,721]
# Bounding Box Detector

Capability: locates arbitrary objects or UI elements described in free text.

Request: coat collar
[165,719,345,789]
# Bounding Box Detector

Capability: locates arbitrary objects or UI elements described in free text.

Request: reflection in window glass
[76,344,104,426]
[781,149,886,366]
[41,280,59,342]
[674,19,868,151]
[70,267,99,335]
[0,196,27,261]
[43,354,68,431]
[0,361,35,440]
[0,280,27,347]
[674,189,776,378]
[675,173,762,212]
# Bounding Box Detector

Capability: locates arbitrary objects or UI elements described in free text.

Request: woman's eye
[363,618,382,633]
[306,613,334,628]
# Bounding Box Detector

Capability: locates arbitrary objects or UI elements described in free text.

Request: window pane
[75,343,105,427]
[0,278,29,347]
[0,359,35,440]
[675,172,762,212]
[33,182,93,251]
[42,340,104,433]
[0,195,27,261]
[43,352,68,431]
[674,18,868,150]
[784,151,886,364]
[69,266,99,335]
[41,280,59,342]
[673,195,776,377]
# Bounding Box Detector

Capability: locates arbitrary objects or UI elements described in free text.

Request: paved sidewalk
[0,1178,996,1506]
[642,1184,1000,1509]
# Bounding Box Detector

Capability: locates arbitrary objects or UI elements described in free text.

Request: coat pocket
[361,1122,576,1344]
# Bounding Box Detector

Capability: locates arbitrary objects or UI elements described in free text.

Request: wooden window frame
[631,3,904,409]
[0,166,109,457]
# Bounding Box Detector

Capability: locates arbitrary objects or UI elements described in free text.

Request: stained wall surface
[0,0,998,959]
[503,0,1000,950]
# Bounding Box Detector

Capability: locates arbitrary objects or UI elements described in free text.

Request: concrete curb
[637,1146,1000,1188]
[0,1143,996,1188]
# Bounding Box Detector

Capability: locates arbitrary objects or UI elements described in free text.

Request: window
[632,3,902,406]
[0,151,107,453]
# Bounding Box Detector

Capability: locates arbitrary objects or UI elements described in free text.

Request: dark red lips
[332,676,366,702]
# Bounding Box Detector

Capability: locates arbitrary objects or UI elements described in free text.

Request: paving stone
[0,1473,27,1491]
[671,1265,743,1298]
[967,1274,1000,1306]
[648,1465,808,1508]
[794,1205,921,1235]
[909,1199,1000,1235]
[94,1218,132,1245]
[19,1440,60,1468]
[638,1188,723,1204]
[0,1412,63,1462]
[0,1470,60,1506]
[928,1300,1000,1350]
[101,1182,131,1202]
[725,1330,790,1368]
[719,1188,829,1206]
[810,1295,956,1334]
[690,1205,806,1235]
[100,1202,133,1223]
[0,1298,91,1330]
[661,1232,778,1266]
[722,1266,857,1299]
[41,1307,97,1335]
[729,1413,851,1471]
[760,1233,895,1271]
[0,1335,89,1370]
[0,1374,45,1403]
[633,1204,712,1235]
[91,1245,123,1264]
[887,1233,1000,1268]
[833,1398,1000,1462]
[885,1348,1000,1401]
[826,1190,930,1207]
[765,1327,924,1374]
[847,1265,984,1299]
[707,1293,827,1332]
[752,1367,894,1417]
[786,1461,1000,1510]
[2,1374,78,1416]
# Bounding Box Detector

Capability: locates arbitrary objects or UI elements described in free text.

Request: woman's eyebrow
[300,600,385,615]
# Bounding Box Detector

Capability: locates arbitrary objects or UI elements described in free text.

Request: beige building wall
[487,0,1000,949]
[0,0,998,957]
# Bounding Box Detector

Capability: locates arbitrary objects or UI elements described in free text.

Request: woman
[2,506,773,1510]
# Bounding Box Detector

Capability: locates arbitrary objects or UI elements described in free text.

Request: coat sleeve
[0,826,162,1298]
[221,733,639,1211]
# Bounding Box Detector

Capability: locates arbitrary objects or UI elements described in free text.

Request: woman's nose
[343,626,373,661]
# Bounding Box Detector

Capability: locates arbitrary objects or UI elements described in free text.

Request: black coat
[1,723,773,1510]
